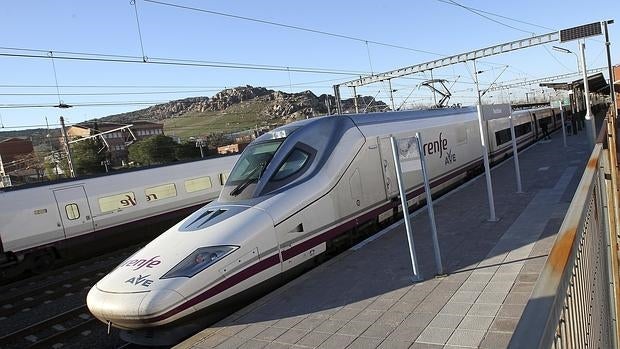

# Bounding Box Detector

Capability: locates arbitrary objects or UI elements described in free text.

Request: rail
[509,110,620,348]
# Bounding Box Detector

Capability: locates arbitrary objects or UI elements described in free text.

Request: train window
[185,176,212,193]
[272,148,310,181]
[261,143,317,195]
[515,123,532,137]
[219,172,229,186]
[145,183,177,202]
[65,203,80,220]
[98,192,137,213]
[495,128,512,146]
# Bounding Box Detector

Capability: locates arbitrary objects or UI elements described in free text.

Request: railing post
[608,115,620,237]
[509,143,616,348]
[600,145,619,347]
[604,118,620,345]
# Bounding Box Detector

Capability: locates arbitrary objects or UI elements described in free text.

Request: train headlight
[161,246,238,279]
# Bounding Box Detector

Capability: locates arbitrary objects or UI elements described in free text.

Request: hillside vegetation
[1,86,387,143]
[102,86,386,140]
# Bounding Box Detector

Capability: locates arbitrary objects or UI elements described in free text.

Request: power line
[441,0,535,34]
[0,89,221,96]
[0,78,352,90]
[0,84,224,89]
[131,0,147,61]
[0,101,168,109]
[0,123,63,129]
[143,0,443,56]
[435,0,555,32]
[0,46,369,76]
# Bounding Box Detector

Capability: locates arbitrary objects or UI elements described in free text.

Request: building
[0,137,35,164]
[217,142,248,155]
[66,121,164,165]
[0,137,36,186]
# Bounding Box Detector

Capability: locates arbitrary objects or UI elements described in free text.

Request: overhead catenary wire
[0,77,354,90]
[0,90,237,96]
[441,0,536,34]
[143,0,444,57]
[131,0,148,61]
[435,0,555,32]
[0,101,171,109]
[0,46,370,76]
[49,52,63,105]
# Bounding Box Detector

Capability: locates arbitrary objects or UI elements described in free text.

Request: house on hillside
[0,137,35,164]
[66,121,164,165]
[217,142,249,155]
[0,137,37,186]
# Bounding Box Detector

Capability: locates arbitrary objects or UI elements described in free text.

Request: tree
[128,135,177,166]
[72,139,107,175]
[44,159,61,180]
[175,141,202,160]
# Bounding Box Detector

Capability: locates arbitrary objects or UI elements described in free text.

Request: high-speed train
[0,155,238,276]
[87,105,564,345]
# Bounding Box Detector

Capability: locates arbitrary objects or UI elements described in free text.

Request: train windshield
[220,125,300,201]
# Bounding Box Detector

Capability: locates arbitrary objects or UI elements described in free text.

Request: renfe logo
[422,132,448,158]
[123,256,162,271]
[422,132,456,165]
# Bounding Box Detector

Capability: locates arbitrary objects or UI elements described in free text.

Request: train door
[378,137,399,200]
[53,186,95,238]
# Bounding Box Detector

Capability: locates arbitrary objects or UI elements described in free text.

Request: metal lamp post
[552,46,580,73]
[473,60,497,222]
[578,42,596,146]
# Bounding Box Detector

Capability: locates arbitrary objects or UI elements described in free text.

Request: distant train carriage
[0,155,238,275]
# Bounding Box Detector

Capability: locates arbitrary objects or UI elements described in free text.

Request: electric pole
[60,116,76,178]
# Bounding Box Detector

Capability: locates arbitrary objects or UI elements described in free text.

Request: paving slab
[176,130,591,349]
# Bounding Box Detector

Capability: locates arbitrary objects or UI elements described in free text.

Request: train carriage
[0,155,238,274]
[86,105,564,345]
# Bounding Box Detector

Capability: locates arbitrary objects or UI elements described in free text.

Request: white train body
[87,106,561,344]
[0,155,238,271]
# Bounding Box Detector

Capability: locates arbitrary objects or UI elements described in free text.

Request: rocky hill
[102,85,388,123]
[1,86,389,145]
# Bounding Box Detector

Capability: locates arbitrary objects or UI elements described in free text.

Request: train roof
[0,154,237,192]
[347,106,478,126]
[271,106,479,134]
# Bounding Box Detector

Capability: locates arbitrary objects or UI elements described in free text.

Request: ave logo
[125,274,154,287]
[445,148,456,165]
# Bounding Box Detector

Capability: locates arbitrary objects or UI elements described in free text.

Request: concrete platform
[176,129,591,349]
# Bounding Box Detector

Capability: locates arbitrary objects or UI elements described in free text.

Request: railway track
[0,305,94,348]
[0,245,143,348]
[0,267,108,319]
[0,245,139,318]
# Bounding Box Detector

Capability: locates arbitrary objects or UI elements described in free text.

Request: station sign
[560,22,602,43]
[481,103,511,121]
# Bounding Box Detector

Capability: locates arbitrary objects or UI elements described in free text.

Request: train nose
[87,286,187,329]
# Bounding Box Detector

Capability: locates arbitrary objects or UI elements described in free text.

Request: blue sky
[0,0,618,130]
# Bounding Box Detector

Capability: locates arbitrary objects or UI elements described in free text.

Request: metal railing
[510,110,620,349]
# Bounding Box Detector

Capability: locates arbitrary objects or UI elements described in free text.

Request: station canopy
[540,72,609,94]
